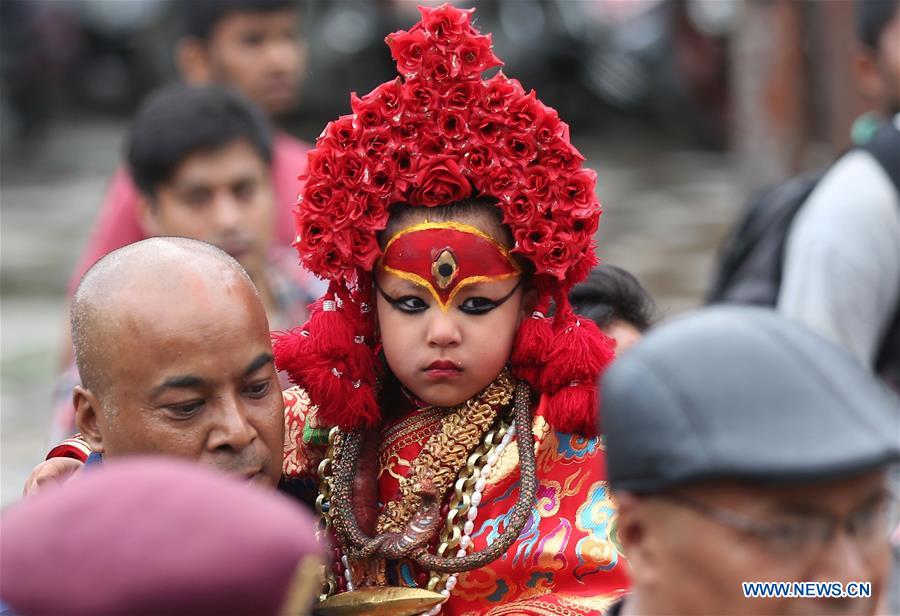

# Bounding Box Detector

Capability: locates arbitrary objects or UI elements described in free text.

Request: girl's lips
[426,360,461,371]
[424,360,462,379]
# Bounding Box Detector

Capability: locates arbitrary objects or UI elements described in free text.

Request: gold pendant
[314,587,446,616]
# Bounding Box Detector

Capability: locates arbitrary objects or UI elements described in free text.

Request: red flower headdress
[274,4,615,435]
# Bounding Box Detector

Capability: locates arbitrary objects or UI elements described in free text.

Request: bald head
[71,237,259,399]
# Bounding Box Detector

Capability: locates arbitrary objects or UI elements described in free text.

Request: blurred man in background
[570,264,656,354]
[602,307,900,616]
[778,0,900,393]
[70,0,309,290]
[51,86,314,439]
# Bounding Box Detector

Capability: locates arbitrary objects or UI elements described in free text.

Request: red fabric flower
[409,156,472,206]
[420,4,474,45]
[457,35,502,77]
[560,169,597,208]
[423,51,459,83]
[483,73,524,114]
[445,81,478,110]
[317,116,358,153]
[437,109,468,142]
[501,131,537,162]
[387,28,428,76]
[503,192,540,227]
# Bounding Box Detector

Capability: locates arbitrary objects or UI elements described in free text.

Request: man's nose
[212,194,242,231]
[265,38,298,73]
[426,310,462,348]
[208,397,257,453]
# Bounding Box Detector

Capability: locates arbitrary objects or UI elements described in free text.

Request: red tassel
[539,292,616,435]
[540,316,614,392]
[545,381,600,436]
[272,327,311,385]
[510,303,554,388]
[271,285,383,430]
[306,299,354,358]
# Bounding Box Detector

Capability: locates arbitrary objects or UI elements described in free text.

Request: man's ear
[175,37,213,85]
[74,386,106,454]
[137,194,162,237]
[612,491,659,588]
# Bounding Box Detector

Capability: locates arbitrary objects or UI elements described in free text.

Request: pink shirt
[67,131,310,293]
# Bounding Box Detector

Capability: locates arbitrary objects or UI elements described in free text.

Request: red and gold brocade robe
[282,388,630,616]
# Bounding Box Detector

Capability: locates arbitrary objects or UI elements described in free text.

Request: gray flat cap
[602,306,900,493]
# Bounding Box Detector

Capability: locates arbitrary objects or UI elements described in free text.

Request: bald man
[50,237,284,487]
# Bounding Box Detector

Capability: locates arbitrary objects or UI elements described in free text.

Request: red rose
[350,93,385,131]
[554,201,601,237]
[539,239,575,280]
[538,138,585,176]
[437,109,468,142]
[458,35,502,78]
[301,180,333,215]
[393,121,420,145]
[387,28,428,76]
[560,170,596,208]
[305,148,338,180]
[316,116,359,153]
[503,192,540,227]
[402,80,440,113]
[420,4,474,45]
[533,104,564,145]
[523,165,556,202]
[423,51,459,83]
[513,219,554,257]
[360,128,393,158]
[418,134,448,156]
[469,116,502,146]
[486,166,520,202]
[334,152,366,188]
[483,73,525,115]
[367,77,403,118]
[460,144,497,179]
[392,148,417,182]
[342,226,381,271]
[296,216,333,258]
[409,156,472,206]
[506,90,539,131]
[308,245,346,281]
[326,189,368,227]
[501,131,537,162]
[360,197,390,230]
[445,82,478,110]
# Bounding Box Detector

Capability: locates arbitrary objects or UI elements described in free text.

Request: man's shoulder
[273,131,312,163]
[793,148,900,240]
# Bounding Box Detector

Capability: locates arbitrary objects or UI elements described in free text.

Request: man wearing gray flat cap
[601,306,900,616]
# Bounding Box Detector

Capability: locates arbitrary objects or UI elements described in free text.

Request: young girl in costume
[41,5,630,614]
[275,5,630,615]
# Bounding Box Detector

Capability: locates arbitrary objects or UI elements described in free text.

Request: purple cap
[0,458,324,616]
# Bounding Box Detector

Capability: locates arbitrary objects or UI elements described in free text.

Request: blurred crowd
[0,1,898,615]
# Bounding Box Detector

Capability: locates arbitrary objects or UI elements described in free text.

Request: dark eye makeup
[375,278,521,316]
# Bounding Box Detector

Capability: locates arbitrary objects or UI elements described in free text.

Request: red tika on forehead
[379,222,520,311]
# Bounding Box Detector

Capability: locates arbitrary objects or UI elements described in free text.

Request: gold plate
[314,587,447,616]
